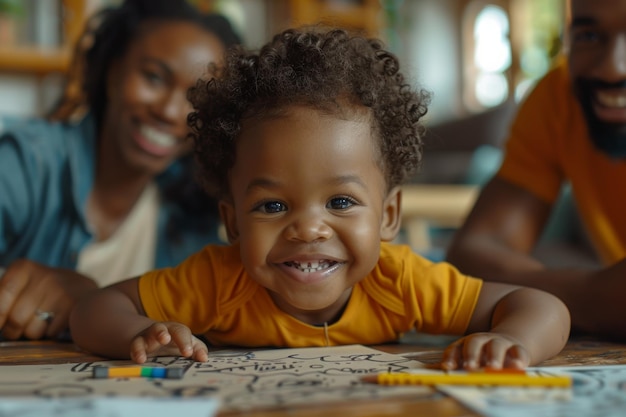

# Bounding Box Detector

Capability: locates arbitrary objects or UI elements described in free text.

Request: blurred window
[463,0,564,112]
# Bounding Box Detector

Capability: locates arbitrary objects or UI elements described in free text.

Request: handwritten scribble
[0,345,431,411]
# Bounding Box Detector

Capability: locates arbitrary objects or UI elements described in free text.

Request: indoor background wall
[0,0,466,124]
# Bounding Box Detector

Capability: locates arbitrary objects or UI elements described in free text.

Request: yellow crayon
[362,371,572,388]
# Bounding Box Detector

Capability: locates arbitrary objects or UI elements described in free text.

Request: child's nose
[283,213,333,243]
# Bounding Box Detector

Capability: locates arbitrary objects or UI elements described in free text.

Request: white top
[77,183,159,287]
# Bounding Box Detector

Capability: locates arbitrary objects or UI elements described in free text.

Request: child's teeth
[288,260,330,273]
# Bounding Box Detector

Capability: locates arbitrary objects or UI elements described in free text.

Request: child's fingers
[441,339,464,370]
[130,337,150,364]
[190,336,209,362]
[480,338,513,369]
[130,323,172,364]
[167,326,209,362]
[453,335,489,370]
[463,337,526,370]
[503,345,530,369]
[481,339,530,369]
[128,322,208,363]
[444,335,531,371]
[166,322,197,358]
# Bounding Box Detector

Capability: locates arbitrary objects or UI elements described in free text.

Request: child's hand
[129,322,209,364]
[440,332,530,371]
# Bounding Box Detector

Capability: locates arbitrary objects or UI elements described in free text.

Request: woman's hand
[130,322,209,364]
[440,332,530,370]
[0,260,98,340]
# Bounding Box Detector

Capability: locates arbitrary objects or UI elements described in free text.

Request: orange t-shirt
[139,242,482,347]
[498,57,626,264]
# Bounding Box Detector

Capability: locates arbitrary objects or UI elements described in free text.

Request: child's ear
[380,186,402,241]
[219,199,239,243]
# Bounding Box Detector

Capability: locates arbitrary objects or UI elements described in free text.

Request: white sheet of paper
[0,398,219,417]
[0,344,433,413]
[439,364,626,417]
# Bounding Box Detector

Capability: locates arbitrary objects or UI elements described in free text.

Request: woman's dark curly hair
[188,27,430,199]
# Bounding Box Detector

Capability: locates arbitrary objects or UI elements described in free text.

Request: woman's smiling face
[219,105,401,324]
[102,20,225,175]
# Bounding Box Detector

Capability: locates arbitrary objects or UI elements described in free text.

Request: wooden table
[1,335,625,416]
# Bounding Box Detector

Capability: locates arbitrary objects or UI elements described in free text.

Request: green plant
[0,0,24,16]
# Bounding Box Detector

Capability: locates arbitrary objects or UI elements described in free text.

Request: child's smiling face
[220,105,401,324]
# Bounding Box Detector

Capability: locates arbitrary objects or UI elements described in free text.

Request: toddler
[71,27,570,370]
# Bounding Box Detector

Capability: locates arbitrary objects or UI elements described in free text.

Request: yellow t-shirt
[498,57,626,264]
[139,242,482,347]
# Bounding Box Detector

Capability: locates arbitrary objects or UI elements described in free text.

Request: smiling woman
[0,0,240,341]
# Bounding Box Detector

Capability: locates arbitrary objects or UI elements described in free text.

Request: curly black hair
[188,27,430,199]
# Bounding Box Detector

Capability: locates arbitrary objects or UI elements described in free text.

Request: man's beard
[573,77,626,158]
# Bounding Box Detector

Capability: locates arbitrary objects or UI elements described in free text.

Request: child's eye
[254,201,287,213]
[327,196,357,210]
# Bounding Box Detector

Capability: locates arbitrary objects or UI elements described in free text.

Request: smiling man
[447,0,626,341]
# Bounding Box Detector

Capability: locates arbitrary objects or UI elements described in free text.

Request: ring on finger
[35,309,55,323]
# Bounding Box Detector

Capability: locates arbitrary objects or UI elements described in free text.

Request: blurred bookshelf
[0,0,381,76]
[288,0,381,36]
[0,0,87,76]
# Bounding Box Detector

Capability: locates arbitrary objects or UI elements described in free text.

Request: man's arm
[447,176,551,274]
[447,176,626,340]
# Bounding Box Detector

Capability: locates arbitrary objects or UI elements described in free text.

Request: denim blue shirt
[0,114,222,270]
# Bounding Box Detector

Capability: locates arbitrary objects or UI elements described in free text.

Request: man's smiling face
[569,0,626,157]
